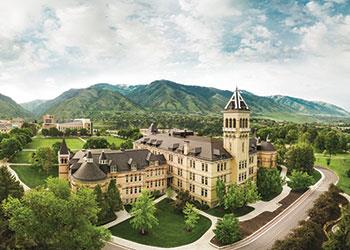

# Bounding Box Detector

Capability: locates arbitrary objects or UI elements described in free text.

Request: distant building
[43,115,92,134]
[0,118,24,133]
[58,88,277,207]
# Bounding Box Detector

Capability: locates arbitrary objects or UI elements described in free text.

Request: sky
[0,0,350,110]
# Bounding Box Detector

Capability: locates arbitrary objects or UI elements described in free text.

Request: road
[102,167,338,250]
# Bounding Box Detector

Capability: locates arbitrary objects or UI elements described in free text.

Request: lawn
[10,151,34,164]
[99,136,125,147]
[205,205,254,218]
[11,165,58,188]
[109,198,212,247]
[25,137,84,150]
[315,153,350,195]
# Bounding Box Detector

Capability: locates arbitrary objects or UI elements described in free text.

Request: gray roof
[70,149,166,176]
[136,134,232,161]
[72,161,107,182]
[258,141,275,152]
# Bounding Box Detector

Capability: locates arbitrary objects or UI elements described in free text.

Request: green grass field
[10,151,34,164]
[315,153,350,195]
[99,136,125,147]
[110,199,212,247]
[25,137,84,150]
[11,165,58,188]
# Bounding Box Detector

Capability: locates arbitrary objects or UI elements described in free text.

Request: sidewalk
[2,162,31,191]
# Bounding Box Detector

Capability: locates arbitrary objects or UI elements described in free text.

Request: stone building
[58,88,276,207]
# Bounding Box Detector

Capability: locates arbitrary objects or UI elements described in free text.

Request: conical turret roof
[59,139,69,154]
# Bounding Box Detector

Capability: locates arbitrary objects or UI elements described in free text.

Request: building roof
[69,149,166,176]
[224,87,249,111]
[72,161,107,182]
[59,139,69,155]
[136,134,232,161]
[258,141,275,152]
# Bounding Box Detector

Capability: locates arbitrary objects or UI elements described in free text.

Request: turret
[58,139,70,180]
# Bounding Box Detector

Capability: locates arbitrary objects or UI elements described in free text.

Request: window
[201,188,208,197]
[201,176,204,184]
[126,175,128,183]
[130,174,133,182]
[139,175,141,181]
[126,188,128,195]
[134,187,137,193]
[220,163,223,171]
[134,175,137,182]
[217,164,220,172]
[130,188,133,194]
[224,162,227,170]
[205,164,208,172]
[202,163,205,171]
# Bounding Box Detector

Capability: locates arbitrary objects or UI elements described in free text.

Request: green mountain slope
[20,99,47,113]
[35,87,142,120]
[0,93,32,119]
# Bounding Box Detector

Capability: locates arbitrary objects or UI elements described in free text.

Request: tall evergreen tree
[0,166,24,203]
[106,179,122,212]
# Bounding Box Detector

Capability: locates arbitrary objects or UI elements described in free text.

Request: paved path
[79,137,87,143]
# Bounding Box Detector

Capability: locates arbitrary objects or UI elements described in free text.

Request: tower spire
[224,86,249,111]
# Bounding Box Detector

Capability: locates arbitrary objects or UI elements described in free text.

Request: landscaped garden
[205,205,254,218]
[25,137,84,150]
[109,198,212,247]
[11,165,58,188]
[315,153,350,195]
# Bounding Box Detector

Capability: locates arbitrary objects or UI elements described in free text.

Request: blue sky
[0,0,350,110]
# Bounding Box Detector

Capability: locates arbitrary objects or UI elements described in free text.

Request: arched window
[225,118,228,128]
[239,119,242,128]
[233,119,236,128]
[246,118,249,128]
[229,118,232,128]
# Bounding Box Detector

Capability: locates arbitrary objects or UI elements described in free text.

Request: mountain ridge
[14,80,350,122]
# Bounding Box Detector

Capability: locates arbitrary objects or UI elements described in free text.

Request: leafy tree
[2,178,110,249]
[0,166,24,250]
[0,166,24,203]
[242,180,260,205]
[287,170,314,192]
[213,214,241,245]
[32,147,56,174]
[224,184,245,212]
[183,202,200,232]
[84,138,110,149]
[109,143,118,150]
[130,190,158,235]
[216,179,226,206]
[0,138,22,159]
[120,139,133,150]
[323,205,350,250]
[285,143,315,174]
[64,128,72,136]
[173,190,191,212]
[48,127,60,137]
[79,128,89,136]
[257,168,283,200]
[52,141,62,154]
[41,128,49,137]
[272,220,324,250]
[106,179,122,212]
[325,130,340,158]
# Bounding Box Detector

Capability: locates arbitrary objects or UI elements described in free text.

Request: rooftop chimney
[184,140,190,155]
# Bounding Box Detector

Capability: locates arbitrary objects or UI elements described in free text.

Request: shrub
[287,170,314,192]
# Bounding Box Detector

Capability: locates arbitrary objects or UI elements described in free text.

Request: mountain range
[1,80,349,122]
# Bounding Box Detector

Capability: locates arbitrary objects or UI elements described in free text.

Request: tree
[272,220,324,250]
[2,178,110,249]
[183,202,199,232]
[0,138,22,159]
[41,128,49,136]
[84,138,110,149]
[0,166,24,250]
[242,180,260,205]
[213,214,241,245]
[285,143,315,174]
[224,184,245,212]
[325,130,339,158]
[120,139,133,150]
[79,128,89,136]
[94,185,110,224]
[130,190,158,235]
[48,127,60,137]
[323,205,350,250]
[257,168,283,200]
[106,179,122,212]
[173,190,191,212]
[52,141,62,154]
[216,179,226,206]
[0,166,24,203]
[287,170,314,192]
[32,147,56,174]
